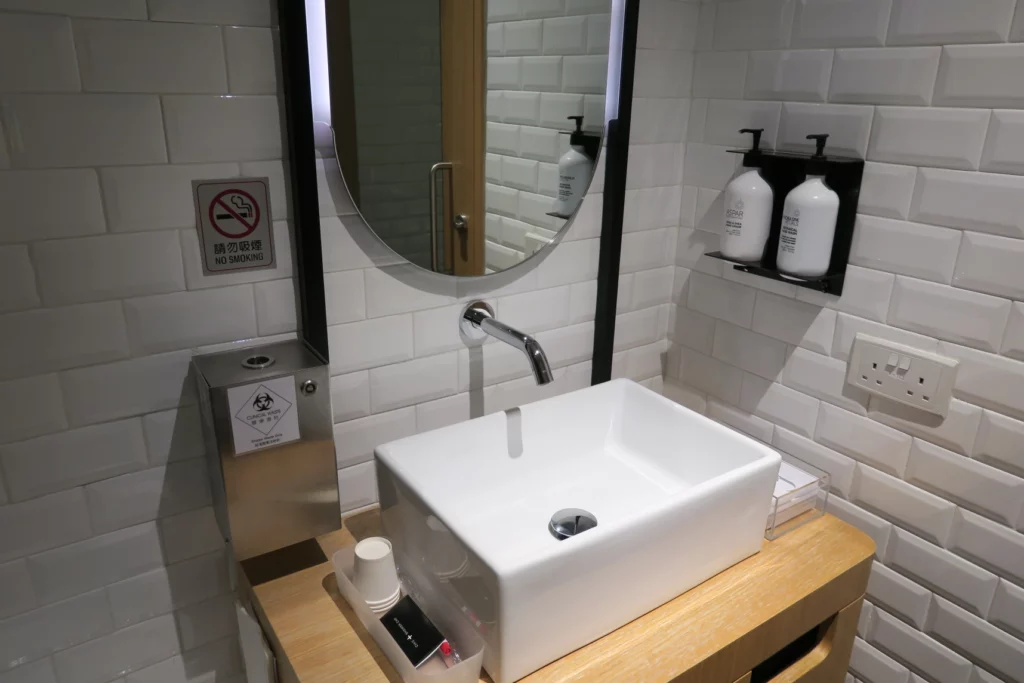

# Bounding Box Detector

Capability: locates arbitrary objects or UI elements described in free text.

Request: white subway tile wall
[0,0,288,680]
[661,2,1024,682]
[485,1,612,269]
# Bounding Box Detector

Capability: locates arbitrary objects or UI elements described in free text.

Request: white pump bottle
[720,128,773,262]
[776,134,840,278]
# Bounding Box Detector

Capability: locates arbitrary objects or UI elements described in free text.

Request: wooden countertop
[247,510,874,683]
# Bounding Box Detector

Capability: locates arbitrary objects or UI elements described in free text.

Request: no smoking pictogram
[193,177,275,275]
[209,188,261,238]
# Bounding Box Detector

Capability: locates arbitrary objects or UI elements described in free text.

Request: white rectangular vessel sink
[375,379,781,683]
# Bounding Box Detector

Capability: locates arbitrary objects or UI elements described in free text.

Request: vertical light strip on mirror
[305,0,331,127]
[604,0,626,123]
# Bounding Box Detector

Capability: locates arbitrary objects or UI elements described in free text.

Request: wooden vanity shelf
[240,509,874,683]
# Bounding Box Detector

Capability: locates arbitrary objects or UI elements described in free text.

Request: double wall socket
[845,334,958,417]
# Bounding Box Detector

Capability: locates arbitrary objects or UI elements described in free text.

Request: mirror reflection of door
[325,1,609,276]
[326,0,483,275]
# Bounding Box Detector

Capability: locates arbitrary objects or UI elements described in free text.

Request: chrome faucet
[460,301,554,385]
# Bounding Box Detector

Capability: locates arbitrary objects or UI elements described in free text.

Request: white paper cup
[352,537,401,605]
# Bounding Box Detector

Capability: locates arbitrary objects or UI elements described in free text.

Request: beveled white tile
[686,272,756,328]
[989,580,1024,639]
[1,418,147,502]
[827,497,893,559]
[329,371,370,424]
[688,99,708,144]
[125,633,241,683]
[323,270,366,326]
[1002,302,1024,361]
[147,0,272,26]
[859,163,917,220]
[142,405,204,466]
[702,100,782,149]
[0,246,37,313]
[100,163,239,232]
[868,608,971,683]
[692,52,747,100]
[75,19,226,93]
[53,613,181,683]
[632,49,692,99]
[630,266,674,310]
[981,110,1024,175]
[0,13,79,92]
[778,103,874,157]
[713,321,787,380]
[678,347,744,405]
[672,306,717,355]
[173,594,235,650]
[163,96,282,163]
[850,215,961,283]
[867,561,932,630]
[28,522,163,605]
[675,228,722,277]
[0,0,145,19]
[328,314,414,375]
[224,27,277,95]
[157,507,223,564]
[629,98,689,145]
[334,407,416,469]
[888,276,1011,353]
[0,303,129,381]
[1,95,166,168]
[926,596,1024,683]
[796,265,896,323]
[338,461,378,513]
[868,107,989,170]
[888,0,1015,46]
[782,346,870,415]
[849,637,910,683]
[869,397,982,457]
[939,341,1024,421]
[713,0,795,51]
[34,232,185,306]
[0,374,66,446]
[833,312,939,361]
[949,507,1024,585]
[0,170,105,243]
[816,403,912,476]
[852,463,955,544]
[368,352,458,414]
[627,143,684,189]
[125,286,256,355]
[0,560,35,620]
[907,439,1023,526]
[637,0,698,51]
[973,409,1024,477]
[682,143,739,191]
[252,278,296,336]
[911,168,1024,240]
[791,0,891,48]
[707,398,774,443]
[934,44,1024,108]
[745,50,833,102]
[752,291,835,354]
[61,350,193,426]
[661,378,707,414]
[954,232,1024,302]
[740,374,819,438]
[85,460,211,534]
[0,591,113,673]
[887,527,998,617]
[0,488,92,563]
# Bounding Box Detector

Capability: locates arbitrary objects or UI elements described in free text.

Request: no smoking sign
[193,177,275,275]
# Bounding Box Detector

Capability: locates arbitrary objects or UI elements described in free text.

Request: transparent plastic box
[333,546,485,682]
[765,457,830,540]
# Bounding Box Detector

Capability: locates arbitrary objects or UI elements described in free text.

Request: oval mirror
[313,0,615,276]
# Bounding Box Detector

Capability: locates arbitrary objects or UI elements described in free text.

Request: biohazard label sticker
[193,177,275,275]
[226,376,300,455]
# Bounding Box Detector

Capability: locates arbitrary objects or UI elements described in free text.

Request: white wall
[0,2,290,682]
[484,0,611,270]
[654,2,1024,683]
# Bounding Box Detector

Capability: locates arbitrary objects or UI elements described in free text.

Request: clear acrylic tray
[766,457,830,540]
[332,546,485,682]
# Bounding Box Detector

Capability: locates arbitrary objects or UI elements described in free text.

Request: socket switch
[846,334,958,417]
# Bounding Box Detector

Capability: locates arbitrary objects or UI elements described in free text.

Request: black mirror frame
[277,0,639,383]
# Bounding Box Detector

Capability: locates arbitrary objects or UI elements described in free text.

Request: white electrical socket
[846,334,958,417]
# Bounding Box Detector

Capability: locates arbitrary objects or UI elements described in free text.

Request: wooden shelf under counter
[241,509,874,683]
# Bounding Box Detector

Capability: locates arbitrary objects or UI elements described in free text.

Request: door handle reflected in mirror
[428,161,453,273]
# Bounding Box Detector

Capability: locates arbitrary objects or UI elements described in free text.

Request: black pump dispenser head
[567,115,585,146]
[739,128,764,167]
[806,133,830,175]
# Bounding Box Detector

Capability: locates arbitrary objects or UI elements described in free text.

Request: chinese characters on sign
[192,177,275,275]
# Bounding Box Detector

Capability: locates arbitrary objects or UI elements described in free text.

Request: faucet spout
[461,301,554,385]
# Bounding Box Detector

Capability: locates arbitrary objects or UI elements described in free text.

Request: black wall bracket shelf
[712,148,864,297]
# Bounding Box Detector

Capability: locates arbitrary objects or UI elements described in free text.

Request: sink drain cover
[549,509,598,540]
